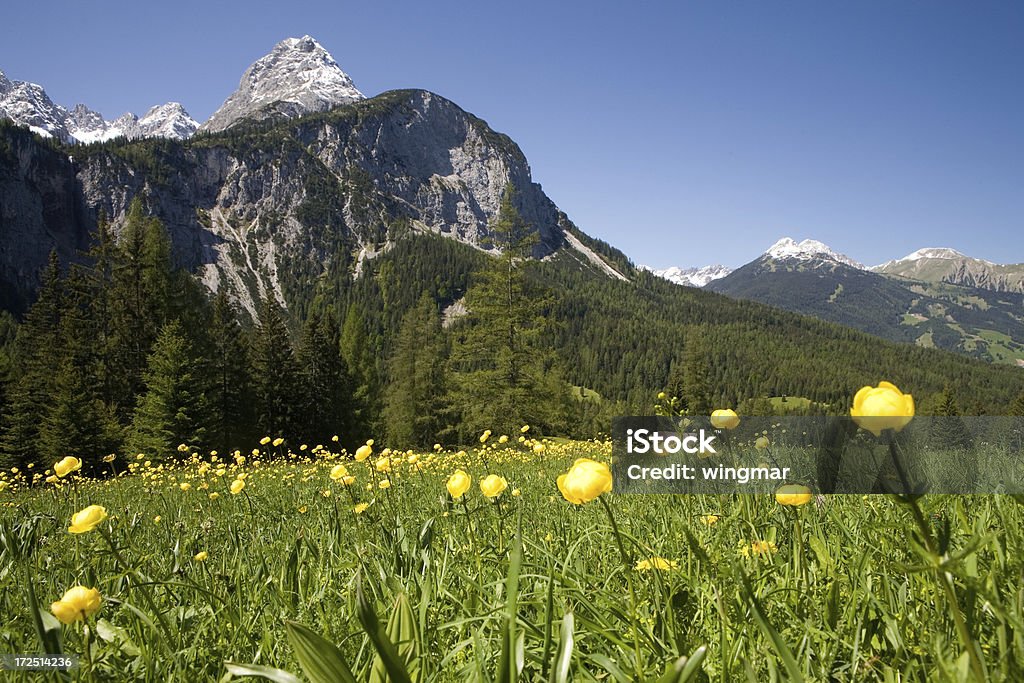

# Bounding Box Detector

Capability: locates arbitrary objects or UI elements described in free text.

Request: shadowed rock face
[0,89,580,318]
[200,36,365,134]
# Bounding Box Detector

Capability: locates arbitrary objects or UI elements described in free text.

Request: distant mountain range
[649,238,1024,365]
[0,35,363,144]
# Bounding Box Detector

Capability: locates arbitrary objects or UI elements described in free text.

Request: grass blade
[738,568,805,682]
[224,662,302,683]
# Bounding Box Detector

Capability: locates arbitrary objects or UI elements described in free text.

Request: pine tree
[206,292,252,453]
[127,320,209,457]
[448,184,568,437]
[339,303,380,444]
[384,294,451,446]
[250,294,303,439]
[1,252,64,468]
[928,385,973,450]
[297,307,352,443]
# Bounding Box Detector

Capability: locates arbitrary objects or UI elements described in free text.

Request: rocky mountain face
[871,248,1024,294]
[0,88,626,319]
[0,68,197,143]
[200,36,364,133]
[706,238,1024,365]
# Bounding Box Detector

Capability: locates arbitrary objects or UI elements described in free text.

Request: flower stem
[599,495,644,678]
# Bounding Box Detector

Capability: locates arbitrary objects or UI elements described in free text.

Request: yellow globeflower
[533,443,546,454]
[355,444,373,462]
[635,556,677,571]
[354,502,370,514]
[374,457,391,473]
[479,474,508,499]
[379,479,392,489]
[51,586,101,624]
[701,514,720,526]
[272,437,285,447]
[329,464,349,481]
[102,454,116,463]
[194,551,209,562]
[208,492,220,500]
[68,505,107,534]
[511,488,521,497]
[480,430,492,443]
[755,436,770,450]
[54,456,82,478]
[446,470,472,499]
[776,484,813,507]
[520,425,530,433]
[260,436,271,445]
[341,475,356,487]
[229,478,245,495]
[557,459,613,505]
[179,482,191,491]
[850,381,915,436]
[710,409,740,430]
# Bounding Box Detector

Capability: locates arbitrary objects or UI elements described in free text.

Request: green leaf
[549,611,574,683]
[357,577,413,683]
[650,646,708,683]
[224,662,302,683]
[25,568,64,660]
[284,620,356,683]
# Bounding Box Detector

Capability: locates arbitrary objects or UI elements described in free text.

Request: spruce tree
[127,320,209,457]
[384,294,451,446]
[206,292,252,453]
[448,184,568,437]
[339,303,380,444]
[250,294,303,439]
[297,307,352,443]
[1,252,64,468]
[1010,391,1024,417]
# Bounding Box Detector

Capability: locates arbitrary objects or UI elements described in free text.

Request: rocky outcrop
[0,89,630,317]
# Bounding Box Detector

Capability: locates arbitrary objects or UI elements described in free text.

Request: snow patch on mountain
[644,264,732,288]
[870,247,993,270]
[1,68,197,143]
[765,237,864,269]
[200,35,364,133]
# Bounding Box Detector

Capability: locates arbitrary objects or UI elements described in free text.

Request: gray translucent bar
[611,416,1024,494]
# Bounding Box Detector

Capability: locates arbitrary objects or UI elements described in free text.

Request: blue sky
[2,1,1021,268]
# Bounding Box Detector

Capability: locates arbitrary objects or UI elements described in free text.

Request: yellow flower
[776,484,813,507]
[375,457,391,473]
[194,551,208,562]
[379,479,392,489]
[701,514,720,526]
[740,540,778,557]
[533,443,546,454]
[446,470,471,499]
[635,556,677,571]
[260,436,271,445]
[68,505,107,534]
[850,381,915,436]
[355,444,372,462]
[179,482,191,491]
[332,435,340,442]
[710,409,740,430]
[511,488,521,497]
[479,474,508,499]
[50,586,101,624]
[208,492,220,500]
[153,515,161,524]
[755,436,770,450]
[498,435,509,444]
[480,430,492,443]
[298,505,308,514]
[520,425,530,433]
[229,479,245,495]
[557,459,613,505]
[54,456,82,478]
[354,502,370,515]
[272,437,284,447]
[102,454,116,463]
[330,464,350,480]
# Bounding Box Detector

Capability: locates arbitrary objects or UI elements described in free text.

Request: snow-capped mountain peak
[200,35,364,133]
[0,69,72,140]
[764,237,864,269]
[643,264,733,288]
[870,247,994,271]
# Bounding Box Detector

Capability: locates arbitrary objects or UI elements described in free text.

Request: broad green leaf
[284,620,356,683]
